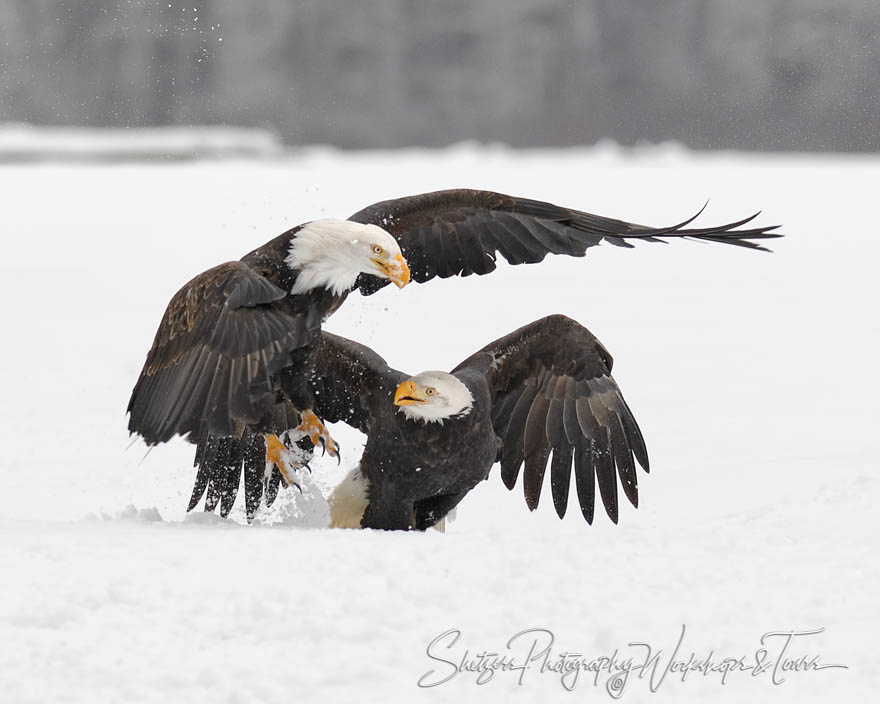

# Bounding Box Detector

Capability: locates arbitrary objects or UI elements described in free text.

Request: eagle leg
[264,433,308,492]
[296,410,341,462]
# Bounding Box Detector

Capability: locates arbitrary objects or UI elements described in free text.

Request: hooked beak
[372,252,411,289]
[394,380,426,406]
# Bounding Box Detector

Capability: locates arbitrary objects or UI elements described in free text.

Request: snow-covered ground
[0,142,876,702]
[0,124,283,161]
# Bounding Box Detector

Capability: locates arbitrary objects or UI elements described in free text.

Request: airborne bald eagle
[128,189,778,486]
[189,315,649,530]
[126,218,410,467]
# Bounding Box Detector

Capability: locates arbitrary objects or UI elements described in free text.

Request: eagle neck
[286,221,366,296]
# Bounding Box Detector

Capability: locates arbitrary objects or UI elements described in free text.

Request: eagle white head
[286,219,411,296]
[393,371,474,424]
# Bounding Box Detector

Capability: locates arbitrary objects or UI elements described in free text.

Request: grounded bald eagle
[189,315,649,530]
[128,189,778,484]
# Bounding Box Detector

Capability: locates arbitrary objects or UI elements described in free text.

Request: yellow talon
[265,433,297,485]
[297,410,340,459]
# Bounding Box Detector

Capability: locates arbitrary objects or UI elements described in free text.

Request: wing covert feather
[128,261,314,445]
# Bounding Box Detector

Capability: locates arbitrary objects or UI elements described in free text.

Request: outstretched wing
[311,332,405,433]
[127,261,321,445]
[351,189,781,294]
[453,314,649,524]
[186,332,403,523]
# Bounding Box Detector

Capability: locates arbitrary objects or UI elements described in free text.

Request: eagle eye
[372,245,384,256]
[425,387,436,396]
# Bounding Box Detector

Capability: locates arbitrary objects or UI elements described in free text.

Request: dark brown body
[358,369,499,530]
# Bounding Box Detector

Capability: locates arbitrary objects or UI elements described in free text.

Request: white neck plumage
[398,372,475,425]
[286,219,373,296]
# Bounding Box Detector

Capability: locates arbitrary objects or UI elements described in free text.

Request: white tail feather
[328,465,369,529]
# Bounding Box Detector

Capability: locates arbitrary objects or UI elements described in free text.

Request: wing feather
[310,332,404,433]
[591,431,619,524]
[351,189,781,294]
[454,221,493,275]
[549,445,574,519]
[454,314,649,524]
[128,261,315,445]
[573,441,596,525]
[204,479,221,513]
[500,382,539,490]
[242,432,265,521]
[522,379,553,510]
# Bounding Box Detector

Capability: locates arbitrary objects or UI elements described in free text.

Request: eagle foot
[264,433,310,491]
[297,410,341,463]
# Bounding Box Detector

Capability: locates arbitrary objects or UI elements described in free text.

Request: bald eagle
[126,219,410,468]
[129,189,778,487]
[189,315,649,530]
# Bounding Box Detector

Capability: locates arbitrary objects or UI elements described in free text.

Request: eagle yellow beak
[372,252,411,288]
[394,380,426,406]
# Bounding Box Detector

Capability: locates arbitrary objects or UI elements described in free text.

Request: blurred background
[1,0,877,154]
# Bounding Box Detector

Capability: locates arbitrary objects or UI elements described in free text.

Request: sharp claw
[296,410,340,463]
[265,432,313,490]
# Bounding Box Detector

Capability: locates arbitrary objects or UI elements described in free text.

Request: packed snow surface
[0,143,876,702]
